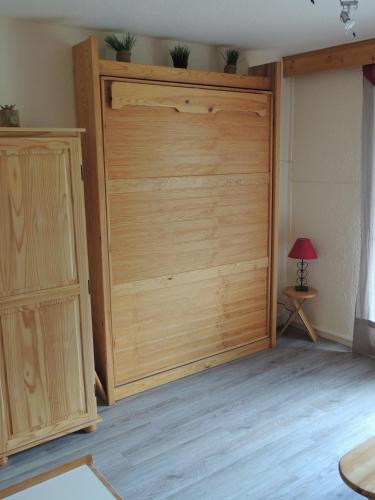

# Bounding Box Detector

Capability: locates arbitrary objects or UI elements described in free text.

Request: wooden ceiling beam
[283,37,375,77]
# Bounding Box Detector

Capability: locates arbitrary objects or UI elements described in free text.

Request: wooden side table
[278,286,318,342]
[339,436,375,499]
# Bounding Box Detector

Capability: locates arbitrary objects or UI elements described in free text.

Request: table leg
[278,301,304,337]
[290,297,318,342]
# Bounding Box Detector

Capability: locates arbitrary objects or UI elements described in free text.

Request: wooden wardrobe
[0,129,99,464]
[73,37,280,404]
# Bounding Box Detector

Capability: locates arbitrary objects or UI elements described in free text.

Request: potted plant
[222,48,240,74]
[169,45,191,69]
[105,33,136,62]
[0,105,20,127]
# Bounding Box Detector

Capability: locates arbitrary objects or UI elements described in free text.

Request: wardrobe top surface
[0,128,85,137]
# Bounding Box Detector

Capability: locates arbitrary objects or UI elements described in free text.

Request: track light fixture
[340,0,358,35]
[310,0,359,37]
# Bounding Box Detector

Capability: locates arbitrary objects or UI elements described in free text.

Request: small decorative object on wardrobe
[105,33,136,62]
[0,105,20,127]
[222,48,240,74]
[169,45,190,68]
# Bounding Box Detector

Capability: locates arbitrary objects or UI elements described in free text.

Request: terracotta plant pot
[0,108,20,127]
[224,64,237,74]
[116,50,131,62]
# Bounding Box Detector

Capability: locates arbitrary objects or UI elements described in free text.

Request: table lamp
[288,238,318,291]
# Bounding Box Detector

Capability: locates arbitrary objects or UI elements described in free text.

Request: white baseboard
[291,321,353,348]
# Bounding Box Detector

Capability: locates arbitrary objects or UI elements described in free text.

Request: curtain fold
[353,67,375,357]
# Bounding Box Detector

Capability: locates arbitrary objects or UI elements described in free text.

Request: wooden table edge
[339,458,375,499]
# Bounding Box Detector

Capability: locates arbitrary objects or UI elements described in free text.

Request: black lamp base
[295,285,309,292]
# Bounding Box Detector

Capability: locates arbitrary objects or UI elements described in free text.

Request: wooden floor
[1,329,374,499]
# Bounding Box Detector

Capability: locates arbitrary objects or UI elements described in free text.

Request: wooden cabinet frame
[73,37,280,404]
[0,129,100,463]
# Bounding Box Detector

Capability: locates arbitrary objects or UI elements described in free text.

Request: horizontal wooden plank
[113,297,267,342]
[0,285,81,312]
[111,224,268,256]
[114,306,267,353]
[108,173,270,194]
[108,183,266,202]
[104,105,270,179]
[109,180,269,284]
[115,325,267,384]
[115,321,267,384]
[112,231,268,265]
[112,270,268,328]
[112,267,267,383]
[109,185,267,215]
[100,59,272,91]
[110,197,268,226]
[283,37,375,77]
[114,338,270,400]
[112,258,269,296]
[115,324,267,385]
[0,128,84,138]
[111,238,268,284]
[111,81,270,115]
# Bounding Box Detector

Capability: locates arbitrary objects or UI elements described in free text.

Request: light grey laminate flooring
[1,329,374,500]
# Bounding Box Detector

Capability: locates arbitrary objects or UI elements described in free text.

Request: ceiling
[1,0,375,54]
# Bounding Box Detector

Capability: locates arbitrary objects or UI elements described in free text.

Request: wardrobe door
[103,81,272,387]
[0,134,97,460]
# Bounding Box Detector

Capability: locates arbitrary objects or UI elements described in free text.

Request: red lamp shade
[288,238,318,260]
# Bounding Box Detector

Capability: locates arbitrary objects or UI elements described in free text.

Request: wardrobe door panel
[0,133,97,461]
[107,81,270,179]
[0,142,77,297]
[103,80,272,387]
[0,298,86,443]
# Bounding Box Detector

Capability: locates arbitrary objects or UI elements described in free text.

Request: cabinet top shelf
[0,128,85,137]
[99,58,272,91]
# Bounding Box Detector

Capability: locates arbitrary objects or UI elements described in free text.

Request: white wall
[290,68,362,345]
[246,50,294,323]
[0,18,106,127]
[0,17,224,127]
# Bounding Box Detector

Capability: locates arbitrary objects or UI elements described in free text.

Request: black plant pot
[172,61,188,69]
[224,64,237,74]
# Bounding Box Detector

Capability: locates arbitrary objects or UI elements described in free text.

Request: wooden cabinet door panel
[0,298,86,439]
[0,134,96,458]
[103,80,272,387]
[0,141,77,297]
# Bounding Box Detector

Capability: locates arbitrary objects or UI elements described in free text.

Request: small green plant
[0,105,16,110]
[222,48,240,66]
[105,33,136,52]
[170,45,190,68]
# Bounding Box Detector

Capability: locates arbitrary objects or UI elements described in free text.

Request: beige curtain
[353,67,375,357]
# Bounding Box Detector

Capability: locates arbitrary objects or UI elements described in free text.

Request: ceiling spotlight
[339,0,358,32]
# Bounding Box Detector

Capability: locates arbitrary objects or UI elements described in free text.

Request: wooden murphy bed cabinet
[0,129,99,464]
[73,37,280,404]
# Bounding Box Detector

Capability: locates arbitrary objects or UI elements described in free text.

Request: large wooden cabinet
[73,37,280,404]
[0,129,99,464]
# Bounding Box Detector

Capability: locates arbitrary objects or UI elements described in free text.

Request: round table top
[339,436,375,499]
[282,286,318,300]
